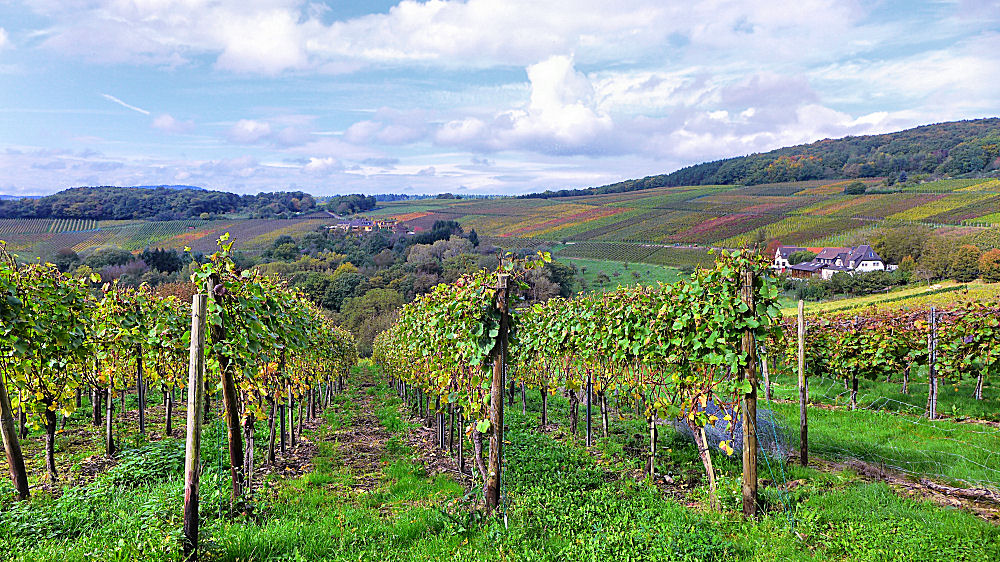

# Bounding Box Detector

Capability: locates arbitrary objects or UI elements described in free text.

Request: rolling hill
[523,117,1000,199]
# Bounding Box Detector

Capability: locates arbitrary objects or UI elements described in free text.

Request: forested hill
[0,186,319,220]
[522,117,1000,199]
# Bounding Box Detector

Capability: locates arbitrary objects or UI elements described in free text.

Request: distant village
[772,244,896,279]
[325,214,405,235]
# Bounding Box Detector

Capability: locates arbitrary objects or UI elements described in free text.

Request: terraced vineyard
[5,178,1000,266]
[382,178,1000,268]
[783,280,1000,316]
[1,217,333,260]
[0,219,53,235]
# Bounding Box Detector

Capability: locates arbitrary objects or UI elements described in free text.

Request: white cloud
[343,110,430,145]
[435,55,614,155]
[302,157,343,175]
[222,116,316,146]
[427,53,924,162]
[811,33,1000,116]
[100,93,150,115]
[25,0,871,73]
[7,1,1000,197]
[215,9,310,73]
[227,119,273,144]
[152,114,194,134]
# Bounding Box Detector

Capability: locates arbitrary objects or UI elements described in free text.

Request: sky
[0,1,998,197]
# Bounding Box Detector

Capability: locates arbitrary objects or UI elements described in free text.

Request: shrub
[979,248,1000,282]
[843,181,867,195]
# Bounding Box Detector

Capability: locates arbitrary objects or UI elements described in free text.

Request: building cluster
[326,216,399,234]
[773,244,891,279]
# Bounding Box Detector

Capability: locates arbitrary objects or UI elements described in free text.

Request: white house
[774,244,886,279]
[772,245,806,270]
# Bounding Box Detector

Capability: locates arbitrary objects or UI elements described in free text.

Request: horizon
[1,1,998,197]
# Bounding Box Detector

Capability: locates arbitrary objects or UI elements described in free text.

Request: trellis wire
[783,373,1000,491]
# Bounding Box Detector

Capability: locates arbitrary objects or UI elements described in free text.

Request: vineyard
[374,249,780,514]
[781,280,1000,316]
[0,237,998,558]
[1,236,356,558]
[363,248,999,559]
[4,217,331,261]
[371,178,1000,269]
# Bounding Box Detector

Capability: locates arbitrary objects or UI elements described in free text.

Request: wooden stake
[0,369,30,500]
[457,411,465,475]
[288,388,295,447]
[647,415,656,477]
[136,343,145,436]
[183,294,207,559]
[207,276,244,506]
[165,383,174,437]
[798,300,808,467]
[600,391,609,438]
[741,265,758,519]
[540,385,547,426]
[928,307,938,420]
[585,373,592,448]
[105,387,116,457]
[485,273,508,514]
[761,344,772,402]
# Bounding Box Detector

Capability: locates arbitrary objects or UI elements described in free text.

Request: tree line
[0,187,318,220]
[521,118,1000,198]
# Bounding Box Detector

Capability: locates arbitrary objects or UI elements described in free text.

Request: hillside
[523,118,1000,199]
[367,177,1000,266]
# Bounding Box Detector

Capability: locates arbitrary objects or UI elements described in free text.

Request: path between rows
[308,379,999,525]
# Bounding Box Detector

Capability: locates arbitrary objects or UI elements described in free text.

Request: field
[779,280,1000,316]
[379,178,1000,268]
[549,241,715,268]
[6,177,1000,266]
[557,256,684,291]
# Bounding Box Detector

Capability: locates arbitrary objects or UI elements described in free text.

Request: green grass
[554,240,714,268]
[3,364,999,560]
[497,379,998,561]
[557,256,684,292]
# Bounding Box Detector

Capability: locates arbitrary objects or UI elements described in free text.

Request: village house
[773,244,888,279]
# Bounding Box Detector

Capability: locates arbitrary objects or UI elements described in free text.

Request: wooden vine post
[183,293,207,559]
[585,371,593,448]
[740,264,758,519]
[927,307,938,420]
[485,273,509,514]
[136,342,146,436]
[207,275,245,507]
[797,299,808,467]
[0,369,30,500]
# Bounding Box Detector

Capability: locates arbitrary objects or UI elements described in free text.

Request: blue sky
[0,0,998,196]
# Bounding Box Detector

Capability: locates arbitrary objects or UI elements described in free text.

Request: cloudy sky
[0,1,998,196]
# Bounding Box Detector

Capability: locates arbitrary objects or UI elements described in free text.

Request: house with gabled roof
[773,244,887,279]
